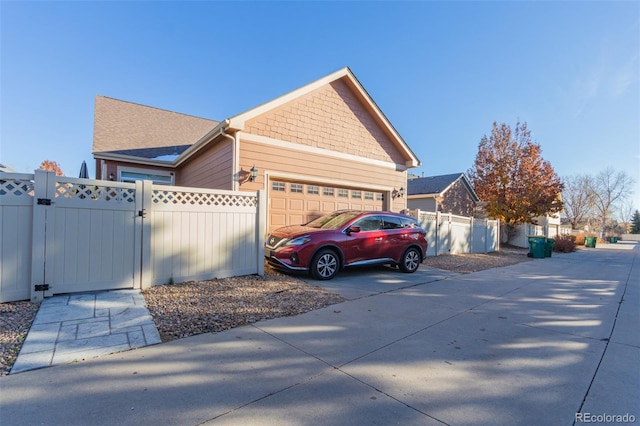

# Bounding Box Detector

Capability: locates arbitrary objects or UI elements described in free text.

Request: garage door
[269,180,384,231]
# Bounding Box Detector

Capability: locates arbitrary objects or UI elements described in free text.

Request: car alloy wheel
[400,247,420,273]
[311,249,339,280]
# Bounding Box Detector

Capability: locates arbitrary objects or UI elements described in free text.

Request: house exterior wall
[439,180,477,216]
[408,197,437,212]
[177,139,233,189]
[244,80,407,166]
[236,138,407,212]
[99,161,174,183]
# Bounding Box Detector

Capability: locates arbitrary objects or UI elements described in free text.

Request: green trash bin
[585,236,597,248]
[545,238,555,257]
[609,237,618,244]
[528,236,546,258]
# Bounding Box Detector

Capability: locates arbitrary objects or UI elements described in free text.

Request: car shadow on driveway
[303,264,459,300]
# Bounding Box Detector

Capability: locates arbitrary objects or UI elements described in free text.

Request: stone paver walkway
[11,290,161,374]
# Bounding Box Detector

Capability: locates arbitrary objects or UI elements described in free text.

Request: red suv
[265,210,428,280]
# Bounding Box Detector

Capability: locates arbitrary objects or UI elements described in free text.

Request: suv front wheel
[311,249,339,280]
[399,247,421,273]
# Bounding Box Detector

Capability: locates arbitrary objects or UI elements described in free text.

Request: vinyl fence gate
[0,171,265,303]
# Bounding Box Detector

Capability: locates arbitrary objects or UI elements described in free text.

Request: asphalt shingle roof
[92,96,218,155]
[407,173,465,195]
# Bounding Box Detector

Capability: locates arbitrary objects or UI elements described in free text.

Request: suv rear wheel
[311,249,339,280]
[399,247,421,273]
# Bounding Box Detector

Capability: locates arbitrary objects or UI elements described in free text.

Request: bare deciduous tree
[562,174,595,230]
[591,167,634,236]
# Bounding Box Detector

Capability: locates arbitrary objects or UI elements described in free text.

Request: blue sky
[2,1,639,210]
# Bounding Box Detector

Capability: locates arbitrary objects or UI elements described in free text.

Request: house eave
[93,152,177,168]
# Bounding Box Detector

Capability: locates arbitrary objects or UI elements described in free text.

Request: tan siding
[244,80,407,165]
[177,140,233,189]
[238,140,407,213]
[241,140,404,188]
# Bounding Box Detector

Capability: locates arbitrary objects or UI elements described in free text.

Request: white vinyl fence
[0,171,265,303]
[407,210,500,257]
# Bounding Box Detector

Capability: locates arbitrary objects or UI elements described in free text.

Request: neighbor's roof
[92,96,218,158]
[408,173,480,202]
[0,163,16,173]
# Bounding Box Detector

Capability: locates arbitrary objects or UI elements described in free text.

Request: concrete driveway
[1,243,637,425]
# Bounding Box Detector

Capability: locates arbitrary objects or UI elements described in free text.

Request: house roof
[93,67,421,168]
[408,172,480,202]
[92,96,218,159]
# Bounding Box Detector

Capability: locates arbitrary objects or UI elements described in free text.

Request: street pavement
[0,242,637,425]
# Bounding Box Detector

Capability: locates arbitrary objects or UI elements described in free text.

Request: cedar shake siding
[244,80,406,165]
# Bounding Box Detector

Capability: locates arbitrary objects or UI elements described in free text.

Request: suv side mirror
[347,225,361,235]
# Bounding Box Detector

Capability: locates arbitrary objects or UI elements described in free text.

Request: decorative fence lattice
[56,182,136,203]
[152,189,257,207]
[0,176,35,197]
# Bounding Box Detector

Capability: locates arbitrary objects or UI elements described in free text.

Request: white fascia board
[227,68,351,130]
[93,152,176,168]
[174,122,229,166]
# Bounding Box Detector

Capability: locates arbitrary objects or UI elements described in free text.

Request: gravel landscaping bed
[1,301,41,376]
[143,269,345,342]
[0,250,530,376]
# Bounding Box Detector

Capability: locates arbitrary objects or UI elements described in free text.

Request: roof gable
[408,173,480,202]
[227,67,420,168]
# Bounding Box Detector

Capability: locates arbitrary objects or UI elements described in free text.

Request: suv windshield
[305,211,362,229]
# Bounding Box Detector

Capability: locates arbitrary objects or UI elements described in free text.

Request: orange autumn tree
[39,160,65,176]
[468,121,563,239]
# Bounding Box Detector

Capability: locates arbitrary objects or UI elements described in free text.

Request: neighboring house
[0,163,16,173]
[92,67,421,231]
[406,173,479,217]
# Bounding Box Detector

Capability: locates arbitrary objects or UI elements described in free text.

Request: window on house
[272,181,286,192]
[364,192,374,200]
[351,190,361,199]
[291,183,303,193]
[376,193,383,201]
[338,189,349,198]
[323,187,334,196]
[119,169,173,185]
[307,185,319,195]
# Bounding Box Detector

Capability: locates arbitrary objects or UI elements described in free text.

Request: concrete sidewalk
[1,244,637,425]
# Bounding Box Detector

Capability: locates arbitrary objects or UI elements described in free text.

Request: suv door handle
[375,237,383,241]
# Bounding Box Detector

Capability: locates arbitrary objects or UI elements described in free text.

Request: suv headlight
[284,235,311,247]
